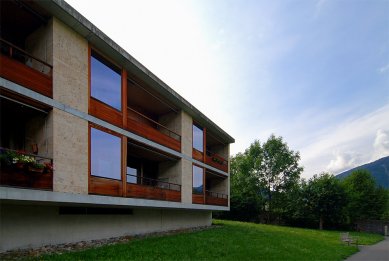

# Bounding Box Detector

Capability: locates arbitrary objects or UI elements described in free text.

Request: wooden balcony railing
[205,150,228,172]
[127,107,181,152]
[126,174,181,202]
[205,190,228,206]
[0,147,53,190]
[0,38,53,97]
[192,190,228,206]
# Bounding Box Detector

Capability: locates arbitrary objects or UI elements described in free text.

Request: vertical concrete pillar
[181,111,193,203]
[52,18,88,194]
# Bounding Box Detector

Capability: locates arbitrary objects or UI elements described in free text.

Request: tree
[226,153,264,221]
[342,169,388,223]
[226,135,303,223]
[257,135,303,222]
[302,173,346,230]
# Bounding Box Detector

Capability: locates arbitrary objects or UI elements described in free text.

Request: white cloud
[379,64,389,74]
[300,104,389,177]
[326,151,361,173]
[372,129,389,159]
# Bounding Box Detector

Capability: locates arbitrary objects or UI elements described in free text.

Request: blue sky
[66,0,389,178]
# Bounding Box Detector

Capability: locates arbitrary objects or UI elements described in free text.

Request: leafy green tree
[342,169,388,223]
[224,135,303,223]
[258,135,303,222]
[226,153,264,221]
[301,173,346,229]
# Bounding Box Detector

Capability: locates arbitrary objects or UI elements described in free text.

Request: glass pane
[91,55,122,110]
[193,165,204,194]
[126,166,138,184]
[193,125,203,152]
[91,128,121,180]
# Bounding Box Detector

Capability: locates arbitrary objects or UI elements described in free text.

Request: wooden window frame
[192,163,205,204]
[88,45,125,128]
[88,123,126,197]
[192,122,206,162]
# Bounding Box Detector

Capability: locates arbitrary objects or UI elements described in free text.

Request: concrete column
[181,111,193,203]
[52,18,88,194]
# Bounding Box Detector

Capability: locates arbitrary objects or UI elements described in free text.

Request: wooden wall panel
[205,196,228,206]
[0,55,52,97]
[126,183,181,202]
[205,154,228,172]
[0,168,53,190]
[89,176,123,197]
[192,149,203,162]
[192,194,204,204]
[127,117,181,152]
[89,98,123,128]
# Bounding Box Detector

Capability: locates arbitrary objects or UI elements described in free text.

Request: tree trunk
[319,216,324,230]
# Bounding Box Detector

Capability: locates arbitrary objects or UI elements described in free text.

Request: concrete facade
[0,203,211,252]
[52,109,88,194]
[181,111,193,203]
[51,18,89,194]
[0,0,233,252]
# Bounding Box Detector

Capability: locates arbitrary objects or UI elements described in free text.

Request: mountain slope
[336,156,389,189]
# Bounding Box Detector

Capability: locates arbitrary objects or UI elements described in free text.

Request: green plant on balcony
[28,162,45,173]
[12,152,35,169]
[211,156,223,165]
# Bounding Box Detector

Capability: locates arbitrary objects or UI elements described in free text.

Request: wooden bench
[340,232,358,246]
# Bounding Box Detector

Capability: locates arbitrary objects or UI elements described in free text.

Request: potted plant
[28,162,45,173]
[13,152,35,170]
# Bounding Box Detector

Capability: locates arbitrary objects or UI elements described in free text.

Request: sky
[66,0,389,179]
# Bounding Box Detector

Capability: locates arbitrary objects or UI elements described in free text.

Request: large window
[193,124,204,152]
[91,51,122,110]
[91,127,121,180]
[193,165,204,194]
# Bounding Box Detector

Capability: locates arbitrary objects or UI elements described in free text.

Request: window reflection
[193,165,204,194]
[126,166,138,184]
[193,124,203,152]
[91,52,121,110]
[91,128,121,180]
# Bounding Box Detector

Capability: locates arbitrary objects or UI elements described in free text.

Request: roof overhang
[35,0,235,144]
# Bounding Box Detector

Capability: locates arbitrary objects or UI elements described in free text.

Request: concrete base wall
[0,203,212,252]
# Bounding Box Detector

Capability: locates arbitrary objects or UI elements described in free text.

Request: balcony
[0,148,53,190]
[126,175,181,202]
[192,191,228,206]
[205,190,228,206]
[0,38,52,97]
[127,107,181,152]
[205,150,228,172]
[192,169,228,206]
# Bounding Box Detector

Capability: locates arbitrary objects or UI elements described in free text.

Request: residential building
[0,0,234,252]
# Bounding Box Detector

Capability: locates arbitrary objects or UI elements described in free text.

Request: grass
[31,220,383,261]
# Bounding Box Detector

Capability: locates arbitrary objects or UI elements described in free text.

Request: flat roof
[36,0,234,144]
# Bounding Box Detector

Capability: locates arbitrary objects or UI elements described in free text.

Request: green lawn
[33,220,383,261]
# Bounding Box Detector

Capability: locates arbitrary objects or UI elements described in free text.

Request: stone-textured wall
[52,18,88,113]
[25,19,53,74]
[52,18,88,194]
[211,144,229,160]
[25,112,53,158]
[208,178,228,194]
[0,204,212,252]
[52,109,88,194]
[158,111,181,137]
[158,161,181,185]
[180,111,193,203]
